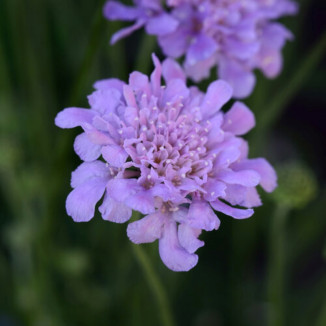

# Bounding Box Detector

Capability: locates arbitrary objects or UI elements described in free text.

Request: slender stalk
[131,243,176,326]
[267,204,290,326]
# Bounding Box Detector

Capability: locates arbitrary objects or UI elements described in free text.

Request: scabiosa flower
[103,0,179,45]
[55,54,276,271]
[104,0,298,98]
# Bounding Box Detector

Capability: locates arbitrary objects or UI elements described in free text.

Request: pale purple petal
[99,194,132,223]
[178,224,204,254]
[222,101,255,135]
[224,185,262,208]
[185,34,218,66]
[82,122,116,145]
[203,179,226,202]
[74,133,101,162]
[159,220,198,272]
[104,1,141,21]
[214,147,241,169]
[233,158,277,192]
[145,13,179,35]
[219,58,255,99]
[158,27,189,58]
[55,108,96,129]
[93,78,125,92]
[223,37,259,60]
[201,80,233,118]
[127,212,164,243]
[110,20,145,45]
[163,79,189,104]
[107,178,138,202]
[184,55,216,82]
[187,200,220,231]
[162,58,186,83]
[211,199,254,219]
[129,71,151,96]
[257,48,282,78]
[123,85,137,107]
[87,89,121,114]
[71,161,109,188]
[150,53,162,95]
[125,190,156,214]
[217,169,260,187]
[107,178,155,214]
[66,178,107,222]
[102,144,128,168]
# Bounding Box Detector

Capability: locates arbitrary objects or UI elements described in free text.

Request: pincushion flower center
[130,91,214,185]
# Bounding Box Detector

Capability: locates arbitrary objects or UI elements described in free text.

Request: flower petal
[203,179,226,202]
[103,1,141,21]
[73,133,101,162]
[110,20,145,45]
[66,178,107,222]
[87,89,121,114]
[222,101,255,135]
[107,178,155,214]
[178,224,204,254]
[224,184,262,208]
[55,108,96,129]
[162,58,186,83]
[217,169,260,187]
[210,199,254,219]
[71,161,109,188]
[159,220,198,272]
[187,200,220,231]
[145,13,179,35]
[93,78,125,92]
[158,26,189,58]
[99,194,131,223]
[163,78,189,104]
[233,158,277,192]
[125,190,156,214]
[127,212,164,244]
[185,33,218,66]
[107,178,138,202]
[102,144,129,168]
[184,55,216,82]
[201,80,233,118]
[219,58,255,99]
[129,71,151,96]
[150,53,162,95]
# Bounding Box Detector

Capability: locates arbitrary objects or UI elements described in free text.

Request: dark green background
[0,0,326,325]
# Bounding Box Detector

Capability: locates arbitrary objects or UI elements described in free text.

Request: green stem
[131,243,176,326]
[267,204,290,326]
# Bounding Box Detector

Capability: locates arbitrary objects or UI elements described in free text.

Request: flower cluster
[55,55,276,271]
[104,0,297,98]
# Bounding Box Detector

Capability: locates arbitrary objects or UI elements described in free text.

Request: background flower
[104,0,298,98]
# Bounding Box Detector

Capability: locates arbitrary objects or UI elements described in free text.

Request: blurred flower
[104,0,297,98]
[272,162,317,209]
[55,54,276,271]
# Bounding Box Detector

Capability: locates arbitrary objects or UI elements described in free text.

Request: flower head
[104,0,298,98]
[55,54,277,271]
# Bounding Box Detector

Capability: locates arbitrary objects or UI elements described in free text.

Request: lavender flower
[104,0,297,98]
[55,54,276,271]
